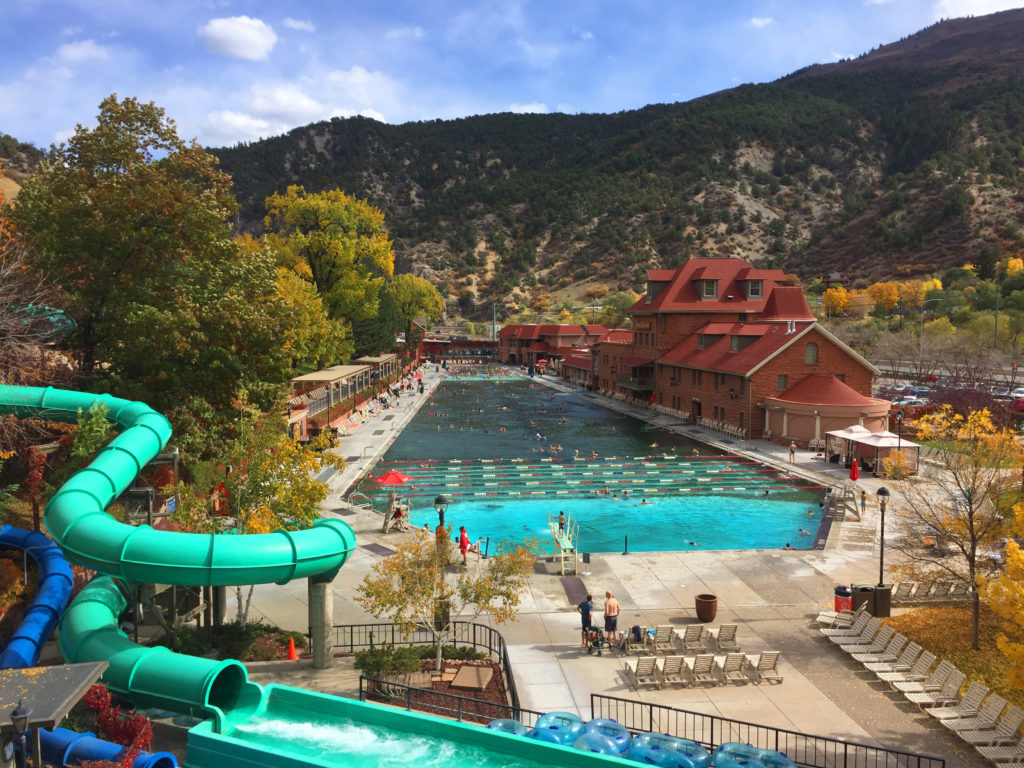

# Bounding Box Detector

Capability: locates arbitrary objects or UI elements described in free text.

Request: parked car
[1011,387,1024,399]
[892,398,928,406]
[912,386,931,397]
[1011,397,1024,413]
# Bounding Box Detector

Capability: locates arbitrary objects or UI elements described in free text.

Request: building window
[805,342,819,364]
[702,280,718,299]
[747,280,763,299]
[739,412,744,428]
[777,375,788,391]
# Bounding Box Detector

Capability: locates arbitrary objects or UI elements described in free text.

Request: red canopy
[849,459,860,482]
[373,469,412,486]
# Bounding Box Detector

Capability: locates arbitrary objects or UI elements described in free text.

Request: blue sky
[2,0,1021,150]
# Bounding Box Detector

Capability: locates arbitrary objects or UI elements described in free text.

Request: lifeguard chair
[548,512,578,575]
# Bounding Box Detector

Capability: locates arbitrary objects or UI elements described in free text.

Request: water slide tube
[35,727,177,768]
[0,385,357,730]
[0,524,73,668]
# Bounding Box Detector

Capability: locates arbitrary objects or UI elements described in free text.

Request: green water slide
[0,386,356,730]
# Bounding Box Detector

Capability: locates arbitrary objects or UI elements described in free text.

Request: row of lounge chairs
[695,417,745,439]
[624,651,782,690]
[890,580,973,604]
[818,609,1024,764]
[623,624,742,656]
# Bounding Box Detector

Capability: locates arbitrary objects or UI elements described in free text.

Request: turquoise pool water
[356,379,824,552]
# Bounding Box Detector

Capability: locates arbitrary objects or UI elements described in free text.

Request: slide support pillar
[309,578,333,669]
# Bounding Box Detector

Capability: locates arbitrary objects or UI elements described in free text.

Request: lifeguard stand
[548,512,578,575]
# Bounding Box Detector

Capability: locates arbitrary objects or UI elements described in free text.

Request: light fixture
[434,494,449,525]
[10,699,31,768]
[876,487,890,588]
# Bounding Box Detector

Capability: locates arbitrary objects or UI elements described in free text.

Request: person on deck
[577,594,594,647]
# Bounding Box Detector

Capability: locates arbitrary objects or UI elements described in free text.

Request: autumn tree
[598,291,640,328]
[867,281,901,312]
[384,273,444,352]
[264,186,395,333]
[823,285,850,316]
[357,531,535,672]
[983,505,1024,686]
[889,407,1024,650]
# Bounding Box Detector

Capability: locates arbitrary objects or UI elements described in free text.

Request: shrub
[354,644,422,679]
[416,644,487,661]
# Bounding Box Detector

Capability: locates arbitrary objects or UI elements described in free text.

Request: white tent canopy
[824,426,919,475]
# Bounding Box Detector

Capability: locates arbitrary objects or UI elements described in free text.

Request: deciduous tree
[823,285,850,316]
[983,509,1024,686]
[384,274,444,352]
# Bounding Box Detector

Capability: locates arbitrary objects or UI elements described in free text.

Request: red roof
[658,321,815,375]
[759,286,815,321]
[597,329,634,344]
[631,258,792,315]
[499,323,607,340]
[774,375,883,407]
[562,352,593,369]
[647,269,677,281]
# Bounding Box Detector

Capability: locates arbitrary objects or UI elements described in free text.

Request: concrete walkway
[236,370,984,768]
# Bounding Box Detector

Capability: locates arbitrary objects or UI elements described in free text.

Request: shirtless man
[603,591,621,642]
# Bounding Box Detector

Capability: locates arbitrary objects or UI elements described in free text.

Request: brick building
[497,324,608,368]
[593,258,888,445]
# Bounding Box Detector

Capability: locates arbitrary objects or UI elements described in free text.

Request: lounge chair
[708,624,740,653]
[905,669,966,709]
[891,582,916,603]
[942,693,1007,732]
[820,611,873,638]
[649,625,676,654]
[840,624,895,655]
[828,617,881,646]
[876,651,936,685]
[892,659,957,694]
[744,651,783,684]
[851,632,907,664]
[958,706,1024,746]
[673,625,708,654]
[690,654,720,686]
[926,681,989,721]
[912,580,936,601]
[715,652,750,684]
[976,733,1024,764]
[815,601,868,628]
[659,656,693,688]
[621,627,648,656]
[923,581,954,602]
[625,656,663,690]
[864,641,922,674]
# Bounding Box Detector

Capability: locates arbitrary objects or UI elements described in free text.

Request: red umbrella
[374,469,412,486]
[849,459,860,482]
[413,373,423,379]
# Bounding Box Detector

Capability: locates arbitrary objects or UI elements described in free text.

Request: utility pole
[492,302,496,341]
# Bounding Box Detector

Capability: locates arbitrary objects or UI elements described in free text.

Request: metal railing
[325,621,521,709]
[590,694,945,768]
[359,676,543,727]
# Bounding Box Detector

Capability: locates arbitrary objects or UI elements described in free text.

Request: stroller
[585,625,608,656]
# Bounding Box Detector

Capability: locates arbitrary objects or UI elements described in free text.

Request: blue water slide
[35,727,177,768]
[0,524,74,668]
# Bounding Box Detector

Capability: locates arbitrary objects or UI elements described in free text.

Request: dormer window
[746,280,763,299]
[702,280,718,299]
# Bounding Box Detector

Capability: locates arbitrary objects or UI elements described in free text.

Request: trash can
[833,585,853,613]
[874,584,892,618]
[852,584,875,615]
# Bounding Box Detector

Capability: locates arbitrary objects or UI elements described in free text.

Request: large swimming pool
[355,379,824,552]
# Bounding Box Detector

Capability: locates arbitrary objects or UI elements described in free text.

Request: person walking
[603,591,620,642]
[789,441,797,463]
[577,594,594,647]
[459,525,471,565]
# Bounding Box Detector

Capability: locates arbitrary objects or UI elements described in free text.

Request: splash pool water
[356,380,824,551]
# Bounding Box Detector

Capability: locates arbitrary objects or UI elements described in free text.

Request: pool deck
[239,369,981,768]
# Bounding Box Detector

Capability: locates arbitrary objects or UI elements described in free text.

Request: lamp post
[433,494,448,528]
[895,409,904,453]
[10,699,31,768]
[876,487,890,588]
[919,297,943,358]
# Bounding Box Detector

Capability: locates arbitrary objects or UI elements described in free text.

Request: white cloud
[932,0,1023,18]
[203,110,277,144]
[323,65,403,107]
[61,26,82,36]
[329,107,387,123]
[244,83,325,123]
[385,26,424,40]
[830,51,853,61]
[509,101,548,114]
[572,27,594,41]
[58,40,110,61]
[516,39,563,67]
[198,16,277,61]
[282,18,315,32]
[749,17,774,28]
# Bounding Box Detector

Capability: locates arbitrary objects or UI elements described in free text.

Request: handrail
[590,693,945,768]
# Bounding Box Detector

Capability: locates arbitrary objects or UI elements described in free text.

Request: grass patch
[885,604,1020,708]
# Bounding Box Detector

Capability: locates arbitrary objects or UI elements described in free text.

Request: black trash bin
[833,585,853,613]
[874,584,892,618]
[852,584,875,615]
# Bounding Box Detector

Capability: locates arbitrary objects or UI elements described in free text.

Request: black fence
[326,622,521,709]
[359,676,544,727]
[590,694,945,768]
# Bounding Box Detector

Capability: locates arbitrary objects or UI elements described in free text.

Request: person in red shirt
[459,525,470,565]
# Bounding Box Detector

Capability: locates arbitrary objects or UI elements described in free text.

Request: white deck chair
[877,651,936,685]
[905,670,966,709]
[715,652,749,684]
[958,706,1024,746]
[815,600,868,628]
[864,641,921,674]
[942,693,1007,732]
[820,611,873,638]
[976,734,1024,764]
[689,654,720,686]
[851,632,906,664]
[828,617,881,646]
[892,659,957,693]
[649,625,676,654]
[840,624,895,655]
[926,681,989,721]
[744,651,783,684]
[674,625,708,653]
[708,624,740,653]
[659,655,693,688]
[625,656,663,690]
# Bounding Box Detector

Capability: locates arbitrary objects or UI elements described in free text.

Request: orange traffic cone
[286,637,298,661]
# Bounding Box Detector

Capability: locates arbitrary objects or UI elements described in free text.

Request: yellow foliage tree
[984,511,1024,686]
[357,530,535,671]
[531,293,552,312]
[921,277,943,294]
[867,281,901,311]
[898,280,925,310]
[891,406,1023,649]
[846,289,873,318]
[823,285,850,316]
[1006,258,1024,277]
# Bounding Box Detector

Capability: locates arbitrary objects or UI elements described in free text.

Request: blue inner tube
[759,751,795,768]
[714,743,765,766]
[585,718,632,753]
[574,731,620,755]
[487,718,528,736]
[529,712,585,745]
